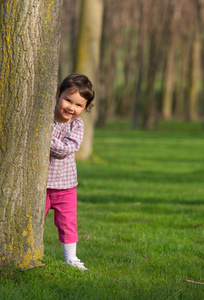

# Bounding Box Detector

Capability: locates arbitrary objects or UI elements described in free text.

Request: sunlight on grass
[1,120,204,299]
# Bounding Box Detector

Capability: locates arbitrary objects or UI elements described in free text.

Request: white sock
[61,242,77,261]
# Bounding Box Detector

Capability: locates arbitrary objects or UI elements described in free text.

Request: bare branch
[180,279,204,285]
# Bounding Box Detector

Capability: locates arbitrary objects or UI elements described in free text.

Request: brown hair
[57,73,95,112]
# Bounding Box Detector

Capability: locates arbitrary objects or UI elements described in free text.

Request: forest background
[60,0,204,130]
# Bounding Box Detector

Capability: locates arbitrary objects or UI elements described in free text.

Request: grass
[1,120,204,299]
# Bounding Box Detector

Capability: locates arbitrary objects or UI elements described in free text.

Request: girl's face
[55,88,87,123]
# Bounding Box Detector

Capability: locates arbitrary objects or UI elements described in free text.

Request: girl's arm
[50,121,84,159]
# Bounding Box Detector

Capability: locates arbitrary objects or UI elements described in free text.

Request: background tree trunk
[188,30,202,121]
[142,33,159,129]
[175,39,189,118]
[162,40,176,119]
[59,0,81,83]
[132,0,143,129]
[74,0,104,159]
[58,0,204,128]
[0,0,63,268]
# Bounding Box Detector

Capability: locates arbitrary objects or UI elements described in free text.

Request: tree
[58,0,81,83]
[174,38,190,118]
[59,0,204,127]
[74,0,104,159]
[188,30,202,121]
[187,0,203,121]
[132,0,144,129]
[0,0,63,268]
[162,0,182,120]
[142,0,169,129]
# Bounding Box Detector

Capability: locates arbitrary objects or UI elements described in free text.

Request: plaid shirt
[47,117,84,189]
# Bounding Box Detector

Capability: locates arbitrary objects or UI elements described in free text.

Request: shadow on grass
[79,166,204,186]
[78,193,204,207]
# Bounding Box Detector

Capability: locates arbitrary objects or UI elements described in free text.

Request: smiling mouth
[64,110,73,115]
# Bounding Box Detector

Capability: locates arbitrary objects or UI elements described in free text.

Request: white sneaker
[66,257,88,271]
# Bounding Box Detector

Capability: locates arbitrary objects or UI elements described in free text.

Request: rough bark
[0,0,63,268]
[74,0,104,159]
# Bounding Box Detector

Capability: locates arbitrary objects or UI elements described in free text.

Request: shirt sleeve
[50,119,84,159]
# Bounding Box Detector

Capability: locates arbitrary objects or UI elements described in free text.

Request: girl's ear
[56,90,60,104]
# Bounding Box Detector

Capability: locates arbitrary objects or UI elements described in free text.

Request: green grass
[1,120,204,299]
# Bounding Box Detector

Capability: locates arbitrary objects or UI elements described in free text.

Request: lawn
[1,120,204,299]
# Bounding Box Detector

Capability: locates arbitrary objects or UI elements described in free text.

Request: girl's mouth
[64,110,73,115]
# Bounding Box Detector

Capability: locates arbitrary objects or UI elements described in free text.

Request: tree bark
[0,0,63,268]
[74,0,104,159]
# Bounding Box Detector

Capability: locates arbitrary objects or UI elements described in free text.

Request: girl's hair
[58,73,95,112]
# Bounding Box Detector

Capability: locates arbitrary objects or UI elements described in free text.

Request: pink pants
[45,188,78,243]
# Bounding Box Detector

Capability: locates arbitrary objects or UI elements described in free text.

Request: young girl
[45,73,95,270]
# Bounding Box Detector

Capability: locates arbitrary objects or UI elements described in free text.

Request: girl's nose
[69,103,74,111]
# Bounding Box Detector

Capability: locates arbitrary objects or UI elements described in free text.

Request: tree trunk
[188,30,201,121]
[0,0,63,269]
[132,0,143,129]
[175,39,189,118]
[74,0,104,159]
[59,0,81,83]
[142,34,158,129]
[97,3,109,128]
[162,40,176,119]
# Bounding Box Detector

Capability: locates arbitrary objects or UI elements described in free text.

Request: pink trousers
[45,187,78,243]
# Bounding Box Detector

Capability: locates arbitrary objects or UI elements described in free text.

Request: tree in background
[74,0,104,159]
[0,0,63,268]
[58,0,81,83]
[162,0,182,120]
[99,0,204,128]
[188,0,203,121]
[59,0,204,129]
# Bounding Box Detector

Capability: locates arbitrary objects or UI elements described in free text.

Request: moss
[0,0,62,269]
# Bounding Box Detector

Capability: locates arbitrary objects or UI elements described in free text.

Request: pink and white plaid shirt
[47,117,84,189]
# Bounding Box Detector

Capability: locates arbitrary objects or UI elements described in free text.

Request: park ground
[1,120,204,299]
